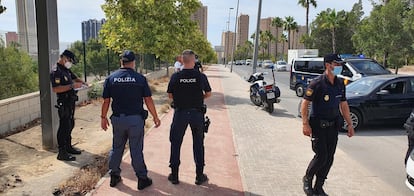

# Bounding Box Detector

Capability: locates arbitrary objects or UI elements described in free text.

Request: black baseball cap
[121,50,135,63]
[324,53,343,63]
[61,50,77,64]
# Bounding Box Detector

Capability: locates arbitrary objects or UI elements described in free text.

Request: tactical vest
[173,70,204,109]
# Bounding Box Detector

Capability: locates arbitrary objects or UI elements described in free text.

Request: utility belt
[57,91,78,102]
[112,110,149,120]
[310,117,339,129]
[175,104,207,114]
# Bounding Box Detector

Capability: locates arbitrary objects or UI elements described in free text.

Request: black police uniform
[167,68,211,183]
[303,73,346,192]
[50,63,80,159]
[194,61,203,72]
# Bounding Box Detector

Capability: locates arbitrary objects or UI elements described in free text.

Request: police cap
[61,50,77,64]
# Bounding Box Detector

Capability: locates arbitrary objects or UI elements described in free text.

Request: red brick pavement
[91,66,244,195]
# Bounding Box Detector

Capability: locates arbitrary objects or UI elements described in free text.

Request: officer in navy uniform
[100,50,161,190]
[301,54,355,196]
[167,49,212,185]
[194,54,203,72]
[50,50,86,161]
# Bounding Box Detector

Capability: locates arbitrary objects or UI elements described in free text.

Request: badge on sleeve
[324,95,330,101]
[305,89,313,96]
[55,78,60,84]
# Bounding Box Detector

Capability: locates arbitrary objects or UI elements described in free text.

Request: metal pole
[35,0,59,150]
[230,0,239,73]
[253,0,262,74]
[83,42,87,82]
[225,8,234,65]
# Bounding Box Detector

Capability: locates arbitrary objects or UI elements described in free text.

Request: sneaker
[195,174,208,185]
[110,175,122,187]
[138,176,152,190]
[168,173,179,184]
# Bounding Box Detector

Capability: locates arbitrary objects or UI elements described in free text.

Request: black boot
[138,176,153,190]
[168,167,179,184]
[110,175,122,187]
[66,145,82,154]
[57,149,76,161]
[313,180,328,196]
[195,167,208,185]
[302,175,313,196]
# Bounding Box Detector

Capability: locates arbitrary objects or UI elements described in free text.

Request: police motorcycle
[247,68,281,113]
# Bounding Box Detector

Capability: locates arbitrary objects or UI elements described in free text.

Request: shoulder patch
[306,89,313,97]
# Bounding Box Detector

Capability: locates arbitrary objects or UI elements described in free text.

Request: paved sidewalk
[91,66,244,195]
[92,65,405,196]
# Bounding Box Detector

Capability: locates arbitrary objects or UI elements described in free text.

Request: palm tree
[271,17,284,60]
[319,9,341,53]
[283,16,298,49]
[264,30,274,57]
[298,0,317,35]
[280,34,288,59]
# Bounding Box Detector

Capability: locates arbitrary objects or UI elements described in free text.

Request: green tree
[271,17,284,58]
[0,44,38,99]
[283,16,298,49]
[100,0,215,65]
[280,34,288,60]
[319,9,343,53]
[298,0,317,35]
[0,0,6,14]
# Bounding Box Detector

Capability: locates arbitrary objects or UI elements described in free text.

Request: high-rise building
[5,32,18,47]
[260,17,284,59]
[221,31,235,64]
[81,19,106,42]
[191,4,208,38]
[237,14,249,47]
[16,0,38,58]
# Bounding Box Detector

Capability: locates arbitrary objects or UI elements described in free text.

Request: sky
[0,0,374,47]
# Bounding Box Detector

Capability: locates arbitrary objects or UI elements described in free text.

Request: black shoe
[313,187,328,196]
[110,175,122,187]
[57,152,76,161]
[302,176,313,196]
[138,176,152,190]
[168,173,179,184]
[195,174,208,185]
[66,146,82,154]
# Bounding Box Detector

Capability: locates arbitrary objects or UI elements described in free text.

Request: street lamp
[230,0,240,73]
[253,0,262,74]
[225,7,234,65]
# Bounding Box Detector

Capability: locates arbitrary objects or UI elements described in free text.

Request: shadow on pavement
[270,108,297,119]
[206,75,229,79]
[106,170,260,196]
[340,124,407,137]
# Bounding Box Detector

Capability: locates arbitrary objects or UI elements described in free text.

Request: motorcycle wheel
[250,95,262,106]
[265,101,274,113]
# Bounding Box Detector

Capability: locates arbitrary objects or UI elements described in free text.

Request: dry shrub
[160,104,170,114]
[149,84,157,93]
[57,155,108,195]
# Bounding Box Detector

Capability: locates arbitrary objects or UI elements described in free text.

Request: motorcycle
[247,68,281,113]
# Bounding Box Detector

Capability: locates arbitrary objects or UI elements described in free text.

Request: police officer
[50,50,86,161]
[194,54,203,72]
[301,54,355,196]
[167,49,212,185]
[100,50,161,190]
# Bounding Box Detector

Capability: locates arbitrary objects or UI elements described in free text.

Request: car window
[294,60,324,74]
[347,60,390,75]
[382,81,406,94]
[347,77,385,95]
[409,79,414,93]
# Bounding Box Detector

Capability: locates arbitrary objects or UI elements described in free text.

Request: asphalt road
[229,64,412,195]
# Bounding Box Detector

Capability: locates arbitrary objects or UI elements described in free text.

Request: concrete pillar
[35,0,59,150]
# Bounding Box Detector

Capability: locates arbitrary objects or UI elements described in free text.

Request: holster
[203,116,211,133]
[200,104,207,114]
[142,110,149,120]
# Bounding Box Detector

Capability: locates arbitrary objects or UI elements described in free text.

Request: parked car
[235,60,241,65]
[258,60,263,67]
[405,110,414,191]
[240,60,246,65]
[274,61,287,71]
[246,59,252,65]
[298,75,414,130]
[263,60,274,68]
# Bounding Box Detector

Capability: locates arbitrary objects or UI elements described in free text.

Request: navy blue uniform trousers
[109,114,147,178]
[305,118,338,182]
[169,109,205,170]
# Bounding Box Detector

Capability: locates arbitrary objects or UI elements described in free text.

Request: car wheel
[344,108,362,130]
[296,84,304,97]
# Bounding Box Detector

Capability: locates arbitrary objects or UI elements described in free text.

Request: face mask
[333,66,343,76]
[64,61,72,69]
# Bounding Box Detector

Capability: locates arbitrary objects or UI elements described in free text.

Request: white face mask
[333,66,343,75]
[64,61,72,69]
